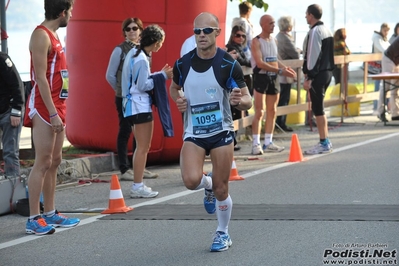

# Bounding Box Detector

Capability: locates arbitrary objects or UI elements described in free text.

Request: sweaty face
[194,15,220,51]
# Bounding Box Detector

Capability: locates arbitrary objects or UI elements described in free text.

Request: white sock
[132,182,143,190]
[216,195,232,234]
[264,133,272,146]
[252,134,260,146]
[195,174,212,190]
[43,210,56,217]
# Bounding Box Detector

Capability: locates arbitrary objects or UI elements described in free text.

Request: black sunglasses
[193,27,219,35]
[125,26,139,32]
[234,33,246,38]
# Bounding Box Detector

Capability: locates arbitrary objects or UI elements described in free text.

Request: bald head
[259,14,275,35]
[194,12,219,28]
[260,14,273,26]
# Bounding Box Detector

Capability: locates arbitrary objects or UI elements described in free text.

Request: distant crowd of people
[2,0,399,253]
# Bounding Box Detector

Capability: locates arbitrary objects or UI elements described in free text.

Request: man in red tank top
[24,0,80,236]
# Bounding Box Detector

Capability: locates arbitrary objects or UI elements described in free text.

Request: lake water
[4,1,396,80]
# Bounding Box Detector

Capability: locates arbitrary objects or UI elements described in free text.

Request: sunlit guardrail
[233,53,383,131]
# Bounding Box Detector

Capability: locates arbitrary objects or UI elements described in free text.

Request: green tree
[230,0,269,11]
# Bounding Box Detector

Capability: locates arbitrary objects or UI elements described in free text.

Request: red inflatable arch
[66,0,228,164]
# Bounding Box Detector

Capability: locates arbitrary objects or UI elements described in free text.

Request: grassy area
[62,145,104,155]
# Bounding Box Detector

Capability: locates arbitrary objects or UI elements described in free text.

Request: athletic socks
[195,174,212,190]
[216,195,233,234]
[264,133,272,146]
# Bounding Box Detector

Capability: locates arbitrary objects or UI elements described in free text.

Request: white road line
[1,131,398,250]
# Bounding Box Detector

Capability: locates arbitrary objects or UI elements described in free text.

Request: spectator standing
[231,1,254,50]
[389,23,399,44]
[275,16,300,132]
[226,25,253,96]
[121,24,172,198]
[376,36,399,121]
[106,17,158,181]
[23,0,79,235]
[302,4,335,155]
[371,23,390,119]
[250,14,296,155]
[0,52,24,178]
[226,25,252,151]
[180,34,196,57]
[169,12,252,251]
[332,28,350,85]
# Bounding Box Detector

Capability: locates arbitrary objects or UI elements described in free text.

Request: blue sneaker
[204,189,216,214]
[43,210,80,228]
[26,216,55,235]
[262,142,284,152]
[210,231,232,252]
[304,141,333,155]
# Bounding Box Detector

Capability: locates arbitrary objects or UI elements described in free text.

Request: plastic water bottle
[243,46,251,60]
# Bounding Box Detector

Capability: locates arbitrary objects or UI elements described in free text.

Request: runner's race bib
[265,56,277,76]
[191,101,222,135]
[59,70,69,99]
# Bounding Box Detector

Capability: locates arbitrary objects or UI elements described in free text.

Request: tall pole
[0,0,7,53]
[330,0,335,33]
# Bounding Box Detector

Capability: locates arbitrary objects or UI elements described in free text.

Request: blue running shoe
[26,216,55,235]
[262,142,284,152]
[304,142,333,155]
[210,231,232,252]
[43,210,80,228]
[204,189,216,214]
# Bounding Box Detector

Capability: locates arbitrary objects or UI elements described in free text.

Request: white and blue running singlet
[250,36,278,75]
[183,66,233,139]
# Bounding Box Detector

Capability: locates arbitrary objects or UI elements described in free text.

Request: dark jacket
[226,42,251,68]
[385,36,399,66]
[302,21,335,79]
[150,73,174,137]
[0,52,24,115]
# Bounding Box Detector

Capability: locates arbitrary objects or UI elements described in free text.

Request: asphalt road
[1,106,398,266]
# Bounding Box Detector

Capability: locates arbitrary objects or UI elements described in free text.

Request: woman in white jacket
[371,23,391,120]
[121,25,173,198]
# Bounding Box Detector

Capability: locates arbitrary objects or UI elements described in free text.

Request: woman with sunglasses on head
[226,25,253,151]
[121,24,173,198]
[106,18,158,181]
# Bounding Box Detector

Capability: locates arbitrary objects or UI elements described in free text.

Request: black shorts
[125,112,153,125]
[253,74,280,95]
[184,131,236,156]
[309,71,332,116]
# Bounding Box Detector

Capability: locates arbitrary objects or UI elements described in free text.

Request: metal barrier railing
[233,53,383,130]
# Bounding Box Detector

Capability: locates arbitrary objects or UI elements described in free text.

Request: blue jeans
[115,96,134,174]
[373,80,380,111]
[0,108,23,177]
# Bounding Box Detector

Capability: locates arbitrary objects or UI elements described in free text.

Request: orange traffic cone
[229,160,244,181]
[102,175,133,214]
[287,134,306,162]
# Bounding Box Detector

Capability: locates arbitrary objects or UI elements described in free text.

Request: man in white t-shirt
[180,34,196,57]
[231,1,254,49]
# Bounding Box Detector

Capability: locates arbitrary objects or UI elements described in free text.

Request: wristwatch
[232,101,241,107]
[278,68,283,75]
